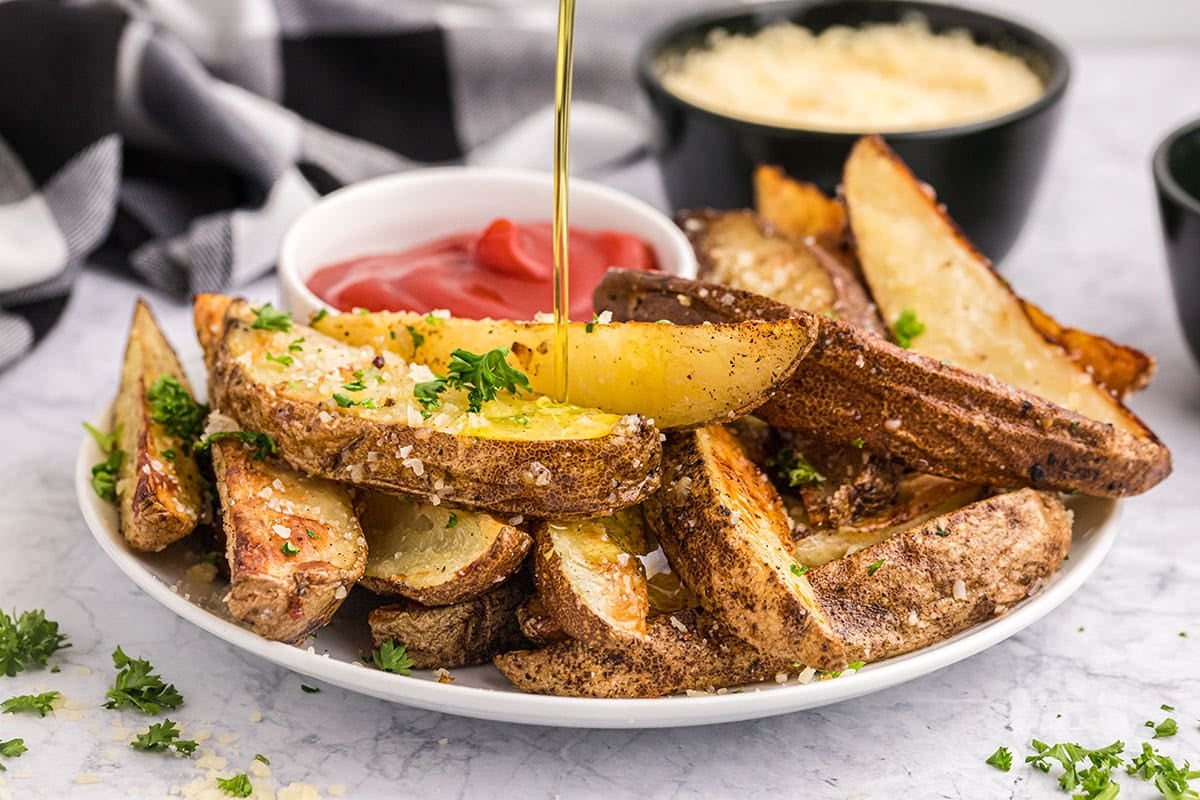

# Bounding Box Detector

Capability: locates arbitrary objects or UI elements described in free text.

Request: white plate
[76,408,1120,729]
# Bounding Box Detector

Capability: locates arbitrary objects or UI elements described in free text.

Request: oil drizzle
[551,0,576,404]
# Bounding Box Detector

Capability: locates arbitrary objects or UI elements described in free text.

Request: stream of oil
[551,0,576,404]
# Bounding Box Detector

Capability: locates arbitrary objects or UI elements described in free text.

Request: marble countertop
[3,43,1200,800]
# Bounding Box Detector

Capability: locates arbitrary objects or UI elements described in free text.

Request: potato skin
[644,426,846,670]
[810,488,1072,663]
[201,296,662,519]
[516,595,569,645]
[596,270,1171,497]
[368,579,531,669]
[212,440,366,644]
[494,609,788,698]
[114,299,207,552]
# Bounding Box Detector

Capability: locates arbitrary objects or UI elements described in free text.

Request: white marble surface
[3,43,1200,799]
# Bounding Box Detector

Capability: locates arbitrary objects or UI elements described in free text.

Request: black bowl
[637,0,1070,262]
[1153,117,1200,367]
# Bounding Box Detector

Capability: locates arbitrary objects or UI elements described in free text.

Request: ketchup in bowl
[306,218,659,319]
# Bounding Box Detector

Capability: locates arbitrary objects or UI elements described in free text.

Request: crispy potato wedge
[643,425,845,670]
[811,488,1072,663]
[196,294,661,518]
[681,209,884,334]
[770,437,904,530]
[1021,300,1154,398]
[113,300,208,551]
[211,439,366,644]
[844,136,1156,427]
[597,270,1171,496]
[312,308,816,429]
[753,165,847,247]
[533,516,650,645]
[494,609,788,698]
[358,492,531,606]
[368,579,530,669]
[791,475,984,567]
[516,595,569,646]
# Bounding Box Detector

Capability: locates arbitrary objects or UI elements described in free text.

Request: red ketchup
[306,218,659,319]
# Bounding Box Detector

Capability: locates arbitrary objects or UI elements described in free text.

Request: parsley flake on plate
[372,640,415,675]
[1,691,59,717]
[986,746,1013,772]
[217,773,254,797]
[131,719,197,756]
[0,608,70,676]
[0,738,27,771]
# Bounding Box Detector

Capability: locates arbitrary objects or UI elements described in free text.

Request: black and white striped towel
[0,0,722,370]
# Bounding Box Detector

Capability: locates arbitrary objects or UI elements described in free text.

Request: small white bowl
[278,167,697,319]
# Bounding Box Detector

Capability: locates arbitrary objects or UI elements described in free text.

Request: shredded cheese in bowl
[658,18,1044,132]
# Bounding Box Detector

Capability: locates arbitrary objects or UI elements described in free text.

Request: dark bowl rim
[635,0,1072,141]
[1153,116,1200,218]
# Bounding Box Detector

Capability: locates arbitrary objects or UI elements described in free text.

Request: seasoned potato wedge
[681,209,884,334]
[533,517,650,645]
[753,165,847,247]
[596,270,1171,497]
[368,579,530,669]
[516,595,569,646]
[312,308,816,429]
[210,439,366,644]
[358,491,531,606]
[811,488,1072,662]
[196,294,661,518]
[1020,300,1154,398]
[113,300,208,552]
[643,426,845,670]
[494,609,788,698]
[844,136,1155,428]
[791,475,984,567]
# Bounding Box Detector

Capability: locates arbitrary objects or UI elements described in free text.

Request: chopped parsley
[768,448,825,487]
[281,541,300,556]
[305,528,317,539]
[333,392,376,409]
[1148,717,1178,739]
[84,422,124,502]
[0,608,70,676]
[1162,704,1176,712]
[1027,739,1126,798]
[310,308,328,324]
[846,660,866,671]
[195,430,278,461]
[300,684,320,694]
[265,352,294,367]
[147,376,209,448]
[163,449,176,462]
[217,773,253,797]
[288,337,305,352]
[250,303,292,332]
[406,325,425,350]
[372,640,415,675]
[1,691,59,716]
[987,746,1014,772]
[892,308,925,349]
[446,512,458,529]
[131,719,197,756]
[104,646,184,714]
[424,312,444,326]
[867,558,885,576]
[413,348,532,414]
[935,526,950,537]
[0,738,26,770]
[1126,742,1199,796]
[790,563,808,577]
[342,371,367,392]
[585,313,601,333]
[850,437,865,448]
[254,754,270,766]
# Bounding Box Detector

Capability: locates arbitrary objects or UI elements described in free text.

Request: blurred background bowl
[278,167,698,320]
[1153,116,1200,368]
[637,0,1070,263]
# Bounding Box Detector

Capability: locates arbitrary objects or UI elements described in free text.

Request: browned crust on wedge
[198,295,662,519]
[211,440,366,644]
[368,579,531,669]
[1021,300,1155,398]
[810,489,1072,663]
[516,595,569,645]
[595,270,1171,497]
[493,609,787,698]
[115,299,207,552]
[643,426,846,670]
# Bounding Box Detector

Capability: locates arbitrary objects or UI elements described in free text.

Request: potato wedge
[811,488,1072,663]
[533,516,650,645]
[643,425,845,670]
[196,294,662,518]
[210,438,366,644]
[844,135,1154,428]
[113,299,208,552]
[791,475,984,568]
[516,595,569,646]
[368,579,530,669]
[769,437,904,530]
[681,209,885,334]
[358,491,531,606]
[753,165,847,244]
[312,308,816,429]
[1021,300,1154,399]
[493,609,788,698]
[596,270,1171,496]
